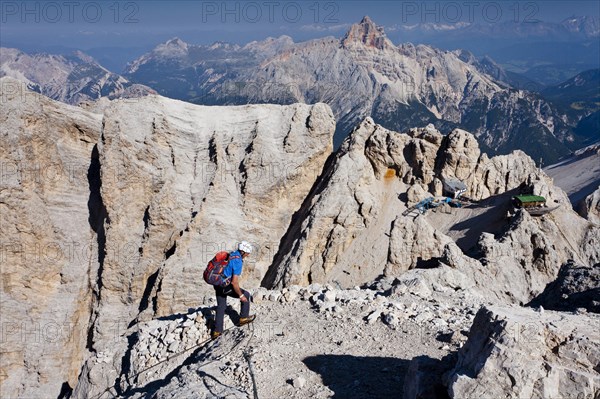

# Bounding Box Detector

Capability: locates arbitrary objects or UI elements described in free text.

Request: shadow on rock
[303,354,410,398]
[527,260,600,313]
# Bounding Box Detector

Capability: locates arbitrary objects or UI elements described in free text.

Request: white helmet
[238,241,253,254]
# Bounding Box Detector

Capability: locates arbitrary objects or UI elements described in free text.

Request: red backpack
[203,251,239,286]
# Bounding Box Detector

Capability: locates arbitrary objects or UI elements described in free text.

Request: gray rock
[366,310,382,324]
[580,186,600,224]
[292,376,306,389]
[268,292,282,303]
[308,283,322,294]
[445,306,600,399]
[382,311,400,327]
[323,290,337,303]
[167,341,179,353]
[528,261,600,313]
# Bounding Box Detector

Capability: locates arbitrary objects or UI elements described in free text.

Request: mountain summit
[341,16,394,49]
[155,37,189,57]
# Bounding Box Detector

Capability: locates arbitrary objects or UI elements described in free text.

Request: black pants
[214,284,251,333]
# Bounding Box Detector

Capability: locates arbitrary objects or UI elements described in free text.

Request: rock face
[434,129,545,201]
[73,97,334,398]
[387,216,453,273]
[0,78,102,398]
[445,306,600,399]
[0,80,335,399]
[262,118,413,288]
[0,47,155,105]
[528,261,600,313]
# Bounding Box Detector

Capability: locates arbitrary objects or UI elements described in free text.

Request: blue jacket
[222,250,243,279]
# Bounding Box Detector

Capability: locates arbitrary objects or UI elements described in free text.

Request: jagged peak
[165,37,188,47]
[72,50,97,64]
[152,37,189,57]
[342,16,394,50]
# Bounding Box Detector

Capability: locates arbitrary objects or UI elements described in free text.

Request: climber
[212,241,256,339]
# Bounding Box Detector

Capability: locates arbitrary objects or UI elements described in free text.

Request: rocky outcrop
[426,203,597,305]
[262,118,412,288]
[582,186,600,224]
[432,128,567,203]
[445,306,600,398]
[93,309,251,399]
[264,118,592,306]
[387,216,453,273]
[528,261,600,313]
[0,78,102,398]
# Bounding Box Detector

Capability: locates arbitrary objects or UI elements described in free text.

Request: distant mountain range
[542,69,600,107]
[121,17,596,162]
[387,16,600,86]
[0,47,155,105]
[541,69,600,144]
[390,16,599,41]
[1,17,598,163]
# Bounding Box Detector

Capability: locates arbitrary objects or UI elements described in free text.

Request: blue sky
[1,0,599,51]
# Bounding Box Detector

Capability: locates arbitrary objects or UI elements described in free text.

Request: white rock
[323,290,337,303]
[446,306,600,399]
[268,292,282,302]
[292,376,306,389]
[308,283,322,294]
[168,341,180,353]
[366,310,382,324]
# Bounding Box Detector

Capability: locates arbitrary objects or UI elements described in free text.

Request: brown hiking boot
[238,315,256,326]
[211,331,221,340]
